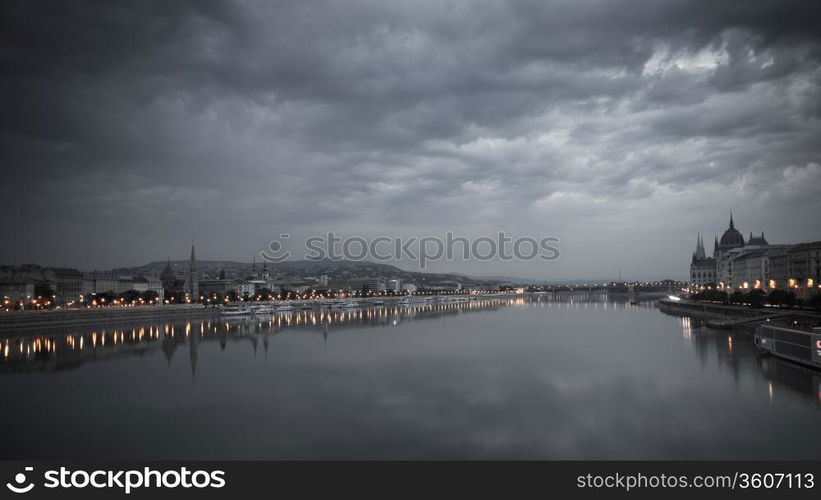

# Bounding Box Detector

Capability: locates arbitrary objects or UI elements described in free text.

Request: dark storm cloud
[1,0,820,277]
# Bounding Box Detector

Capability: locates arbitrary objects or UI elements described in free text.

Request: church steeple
[694,233,706,260]
[160,257,176,291]
[729,212,735,229]
[189,243,199,301]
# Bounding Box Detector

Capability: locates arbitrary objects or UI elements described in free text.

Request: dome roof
[719,214,745,249]
[720,227,744,248]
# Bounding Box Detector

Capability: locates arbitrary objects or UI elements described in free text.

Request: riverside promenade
[0,304,215,332]
[656,298,821,330]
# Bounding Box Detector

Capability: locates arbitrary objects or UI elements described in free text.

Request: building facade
[0,279,35,302]
[689,234,716,286]
[787,242,821,297]
[159,245,200,301]
[689,214,821,297]
[51,268,84,303]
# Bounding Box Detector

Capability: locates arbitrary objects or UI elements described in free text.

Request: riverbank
[0,293,519,332]
[0,304,215,332]
[656,298,821,329]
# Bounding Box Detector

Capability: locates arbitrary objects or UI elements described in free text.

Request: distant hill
[112,259,492,285]
[469,275,550,285]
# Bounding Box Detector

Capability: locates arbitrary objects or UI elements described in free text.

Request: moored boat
[399,296,430,305]
[755,324,821,369]
[221,304,253,316]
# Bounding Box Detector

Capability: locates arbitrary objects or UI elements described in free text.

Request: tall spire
[729,212,734,229]
[189,242,199,301]
[694,233,706,260]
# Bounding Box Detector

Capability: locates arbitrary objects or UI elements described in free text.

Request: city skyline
[3,1,821,471]
[2,1,821,280]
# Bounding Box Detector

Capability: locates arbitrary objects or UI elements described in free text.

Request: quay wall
[655,299,771,320]
[0,305,215,332]
[0,292,523,333]
[656,299,821,329]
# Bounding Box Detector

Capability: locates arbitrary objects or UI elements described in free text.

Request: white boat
[274,305,294,312]
[341,301,359,309]
[250,303,275,314]
[221,304,253,316]
[399,296,430,305]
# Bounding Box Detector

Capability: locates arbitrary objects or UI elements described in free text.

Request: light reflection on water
[1,298,529,374]
[1,296,819,460]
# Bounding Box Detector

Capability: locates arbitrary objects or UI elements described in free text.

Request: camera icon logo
[6,467,35,494]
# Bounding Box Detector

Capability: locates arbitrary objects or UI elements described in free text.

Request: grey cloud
[1,0,820,277]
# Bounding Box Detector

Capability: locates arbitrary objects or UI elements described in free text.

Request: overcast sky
[1,0,820,280]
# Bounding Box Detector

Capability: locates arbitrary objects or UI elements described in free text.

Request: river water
[1,296,819,459]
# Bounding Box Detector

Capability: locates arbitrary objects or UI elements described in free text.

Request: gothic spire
[729,212,734,229]
[694,233,706,259]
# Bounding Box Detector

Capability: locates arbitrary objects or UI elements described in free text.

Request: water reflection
[2,295,820,459]
[6,298,819,406]
[671,312,821,407]
[1,296,659,378]
[1,298,523,376]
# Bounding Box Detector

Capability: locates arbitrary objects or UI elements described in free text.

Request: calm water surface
[1,296,819,459]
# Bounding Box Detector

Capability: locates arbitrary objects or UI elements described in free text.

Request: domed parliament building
[690,214,821,297]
